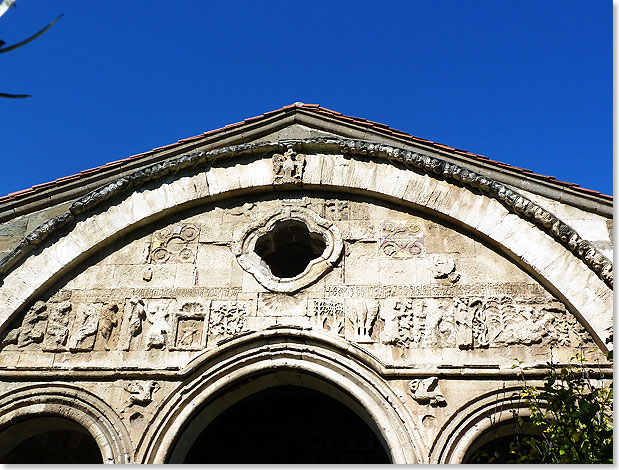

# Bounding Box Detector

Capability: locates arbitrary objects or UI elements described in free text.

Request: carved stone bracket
[408,377,446,407]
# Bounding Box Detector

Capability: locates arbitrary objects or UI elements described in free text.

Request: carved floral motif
[313,300,345,337]
[150,224,200,264]
[379,220,425,258]
[349,299,379,343]
[208,301,248,344]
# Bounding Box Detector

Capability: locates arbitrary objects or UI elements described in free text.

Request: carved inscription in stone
[409,377,446,407]
[312,300,345,336]
[379,220,425,258]
[208,301,249,345]
[273,148,305,184]
[150,224,200,264]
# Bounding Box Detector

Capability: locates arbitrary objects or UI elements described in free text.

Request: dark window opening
[254,220,326,278]
[182,385,390,464]
[0,417,103,464]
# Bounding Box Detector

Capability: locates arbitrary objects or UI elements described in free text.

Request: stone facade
[0,106,612,463]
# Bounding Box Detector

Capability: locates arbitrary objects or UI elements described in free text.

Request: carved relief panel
[379,219,425,258]
[149,223,200,264]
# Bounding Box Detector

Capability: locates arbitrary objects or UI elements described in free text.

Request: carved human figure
[43,301,72,351]
[69,304,100,352]
[118,298,147,351]
[454,298,473,350]
[99,303,119,349]
[179,324,198,346]
[16,301,48,348]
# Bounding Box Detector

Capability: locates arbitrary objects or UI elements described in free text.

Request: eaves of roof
[0,103,611,223]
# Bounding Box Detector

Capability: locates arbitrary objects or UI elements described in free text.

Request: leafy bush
[470,345,613,464]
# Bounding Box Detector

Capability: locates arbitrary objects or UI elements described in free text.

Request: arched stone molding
[430,386,533,464]
[0,143,612,350]
[0,383,133,464]
[136,328,424,464]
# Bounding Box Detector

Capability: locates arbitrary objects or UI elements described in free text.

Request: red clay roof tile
[0,103,611,205]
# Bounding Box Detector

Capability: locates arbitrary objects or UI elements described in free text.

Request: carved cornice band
[0,137,612,288]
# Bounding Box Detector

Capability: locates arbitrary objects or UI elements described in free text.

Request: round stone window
[234,207,343,293]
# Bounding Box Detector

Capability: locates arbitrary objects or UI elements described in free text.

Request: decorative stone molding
[0,139,612,352]
[233,206,343,293]
[0,138,610,290]
[138,328,423,464]
[0,384,133,463]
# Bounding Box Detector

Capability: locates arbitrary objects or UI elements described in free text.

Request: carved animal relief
[409,377,446,407]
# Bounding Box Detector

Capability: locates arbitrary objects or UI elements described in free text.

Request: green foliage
[470,343,613,464]
[514,359,613,464]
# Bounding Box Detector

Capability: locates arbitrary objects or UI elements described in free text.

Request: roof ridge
[0,104,611,205]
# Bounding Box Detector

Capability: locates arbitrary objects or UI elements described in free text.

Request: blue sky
[0,1,611,197]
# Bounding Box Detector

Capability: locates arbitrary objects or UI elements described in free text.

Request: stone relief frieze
[0,284,593,356]
[69,304,101,352]
[379,220,425,259]
[381,296,591,349]
[171,301,208,351]
[273,147,305,184]
[349,299,379,344]
[149,223,200,264]
[42,301,71,351]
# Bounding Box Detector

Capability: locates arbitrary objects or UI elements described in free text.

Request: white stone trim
[0,153,612,349]
[137,328,423,464]
[0,383,133,463]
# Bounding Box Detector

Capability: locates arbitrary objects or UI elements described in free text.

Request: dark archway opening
[254,220,326,278]
[182,385,390,464]
[0,416,103,464]
[463,418,540,464]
